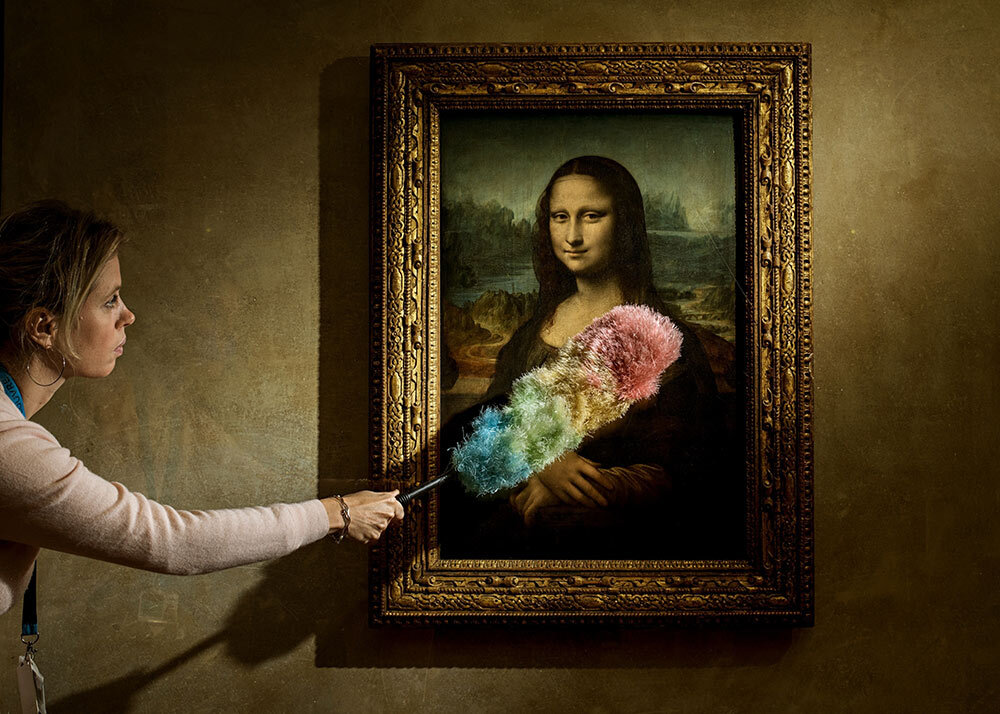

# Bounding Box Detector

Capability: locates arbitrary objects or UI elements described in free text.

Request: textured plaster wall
[1,1,998,711]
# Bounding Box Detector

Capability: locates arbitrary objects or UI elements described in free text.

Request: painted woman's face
[65,255,136,379]
[548,174,616,279]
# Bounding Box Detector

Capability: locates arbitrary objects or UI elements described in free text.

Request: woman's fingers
[519,487,542,514]
[520,478,559,525]
[578,461,615,491]
[341,490,405,543]
[523,492,545,526]
[562,481,599,507]
[387,490,405,520]
[570,473,609,506]
[549,485,577,505]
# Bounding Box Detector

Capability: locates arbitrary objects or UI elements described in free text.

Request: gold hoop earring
[26,351,66,387]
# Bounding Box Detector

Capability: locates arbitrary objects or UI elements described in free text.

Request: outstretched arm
[0,415,401,576]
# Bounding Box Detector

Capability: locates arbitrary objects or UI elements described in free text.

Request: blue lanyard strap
[22,566,38,638]
[0,366,39,641]
[0,367,24,417]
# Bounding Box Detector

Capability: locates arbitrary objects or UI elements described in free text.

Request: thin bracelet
[328,495,351,543]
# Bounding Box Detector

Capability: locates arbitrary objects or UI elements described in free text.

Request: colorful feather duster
[450,304,683,495]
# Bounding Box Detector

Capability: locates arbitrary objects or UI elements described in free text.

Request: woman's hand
[535,452,615,507]
[510,476,560,526]
[322,490,404,544]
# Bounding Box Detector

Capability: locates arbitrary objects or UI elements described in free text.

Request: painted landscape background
[439,113,738,419]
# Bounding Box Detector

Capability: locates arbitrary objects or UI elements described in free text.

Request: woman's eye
[584,212,605,222]
[550,213,568,223]
[105,294,119,308]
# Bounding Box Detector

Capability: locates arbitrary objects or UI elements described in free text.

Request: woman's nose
[566,219,584,245]
[120,302,136,327]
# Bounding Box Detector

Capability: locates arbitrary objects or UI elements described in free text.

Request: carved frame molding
[369,43,813,625]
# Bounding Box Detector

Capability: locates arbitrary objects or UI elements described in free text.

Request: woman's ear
[23,307,60,350]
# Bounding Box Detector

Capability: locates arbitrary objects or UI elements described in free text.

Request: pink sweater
[0,393,329,615]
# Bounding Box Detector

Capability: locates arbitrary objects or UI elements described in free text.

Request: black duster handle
[396,473,451,504]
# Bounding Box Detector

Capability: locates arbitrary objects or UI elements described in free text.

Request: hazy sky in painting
[440,112,736,233]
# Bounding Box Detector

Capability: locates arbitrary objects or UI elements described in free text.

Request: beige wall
[2,1,997,711]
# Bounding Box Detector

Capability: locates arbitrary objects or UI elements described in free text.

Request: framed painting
[369,43,814,625]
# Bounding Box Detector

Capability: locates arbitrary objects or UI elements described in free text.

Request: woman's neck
[0,351,64,419]
[572,274,624,310]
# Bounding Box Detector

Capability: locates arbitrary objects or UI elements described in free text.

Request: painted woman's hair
[532,156,659,320]
[0,200,125,370]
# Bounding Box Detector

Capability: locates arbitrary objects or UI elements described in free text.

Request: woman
[441,156,734,559]
[0,200,403,617]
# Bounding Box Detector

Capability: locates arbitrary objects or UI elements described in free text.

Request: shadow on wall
[50,537,800,714]
[50,57,798,710]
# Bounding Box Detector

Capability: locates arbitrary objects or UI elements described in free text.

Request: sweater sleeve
[0,413,330,575]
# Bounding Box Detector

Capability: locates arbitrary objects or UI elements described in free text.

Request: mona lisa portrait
[437,121,745,562]
[370,44,814,625]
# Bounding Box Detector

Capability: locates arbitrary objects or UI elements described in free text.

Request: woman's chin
[68,362,118,380]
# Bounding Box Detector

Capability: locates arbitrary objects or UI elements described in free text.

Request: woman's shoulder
[0,396,69,473]
[0,391,20,419]
[498,312,547,356]
[485,314,551,400]
[0,392,55,435]
[0,392,35,434]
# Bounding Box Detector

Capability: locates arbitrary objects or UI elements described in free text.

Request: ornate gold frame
[369,43,813,625]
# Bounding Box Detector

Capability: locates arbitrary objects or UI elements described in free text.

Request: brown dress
[439,308,743,560]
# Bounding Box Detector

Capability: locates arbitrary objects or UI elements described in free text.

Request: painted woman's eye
[583,211,606,222]
[550,212,569,223]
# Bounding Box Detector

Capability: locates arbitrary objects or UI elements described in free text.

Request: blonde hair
[0,200,125,371]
